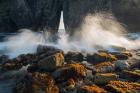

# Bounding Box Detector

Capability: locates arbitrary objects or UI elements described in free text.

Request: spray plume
[0,12,140,58]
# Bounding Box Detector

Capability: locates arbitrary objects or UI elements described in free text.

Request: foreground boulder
[65,51,84,62]
[65,78,76,91]
[38,52,64,71]
[94,73,118,85]
[13,72,59,93]
[2,59,23,71]
[120,70,140,82]
[52,63,87,80]
[106,81,140,93]
[1,54,37,71]
[0,55,9,64]
[78,84,107,93]
[110,52,132,60]
[87,52,117,63]
[114,61,130,71]
[94,62,115,73]
[130,61,140,69]
[27,63,39,73]
[37,45,63,56]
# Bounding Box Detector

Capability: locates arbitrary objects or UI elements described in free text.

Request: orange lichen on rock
[111,52,132,60]
[87,52,117,64]
[65,78,76,90]
[32,72,59,93]
[63,63,87,79]
[13,72,59,93]
[67,78,75,86]
[94,73,118,85]
[95,62,113,68]
[122,52,132,57]
[79,84,107,93]
[94,62,115,73]
[106,81,140,93]
[95,52,117,62]
[38,52,64,71]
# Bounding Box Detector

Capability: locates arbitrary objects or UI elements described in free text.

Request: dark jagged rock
[120,70,140,82]
[2,59,23,71]
[0,55,9,64]
[27,63,38,73]
[114,61,130,71]
[78,84,107,93]
[94,73,118,85]
[94,62,115,73]
[16,54,38,66]
[37,45,57,54]
[87,52,117,63]
[130,61,140,69]
[1,54,37,71]
[13,72,59,93]
[52,63,87,80]
[110,52,132,60]
[38,52,64,72]
[106,81,140,93]
[37,45,64,57]
[65,51,84,62]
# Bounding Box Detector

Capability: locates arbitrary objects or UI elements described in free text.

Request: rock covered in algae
[94,62,115,73]
[78,84,107,93]
[87,52,117,63]
[38,52,64,71]
[13,72,59,93]
[106,81,140,93]
[94,73,118,85]
[52,63,87,80]
[65,51,84,62]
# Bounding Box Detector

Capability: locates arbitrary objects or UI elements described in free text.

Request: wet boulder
[106,81,140,93]
[16,54,38,66]
[65,51,84,62]
[27,63,39,73]
[63,63,87,79]
[110,52,132,60]
[94,62,115,73]
[78,84,107,93]
[13,72,59,93]
[2,59,23,71]
[37,45,63,55]
[94,73,118,85]
[114,61,130,71]
[130,61,140,69]
[38,52,64,71]
[1,53,38,71]
[0,55,9,64]
[65,78,76,91]
[87,52,117,63]
[52,63,87,80]
[120,70,140,82]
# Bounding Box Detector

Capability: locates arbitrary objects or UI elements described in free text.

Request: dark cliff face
[0,0,63,33]
[63,0,111,34]
[0,0,140,33]
[112,0,140,32]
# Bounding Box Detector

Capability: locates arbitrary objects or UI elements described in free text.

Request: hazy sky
[59,12,65,29]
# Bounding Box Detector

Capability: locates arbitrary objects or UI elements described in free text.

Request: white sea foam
[0,12,140,58]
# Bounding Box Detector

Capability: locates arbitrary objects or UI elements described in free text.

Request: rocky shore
[0,45,140,93]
